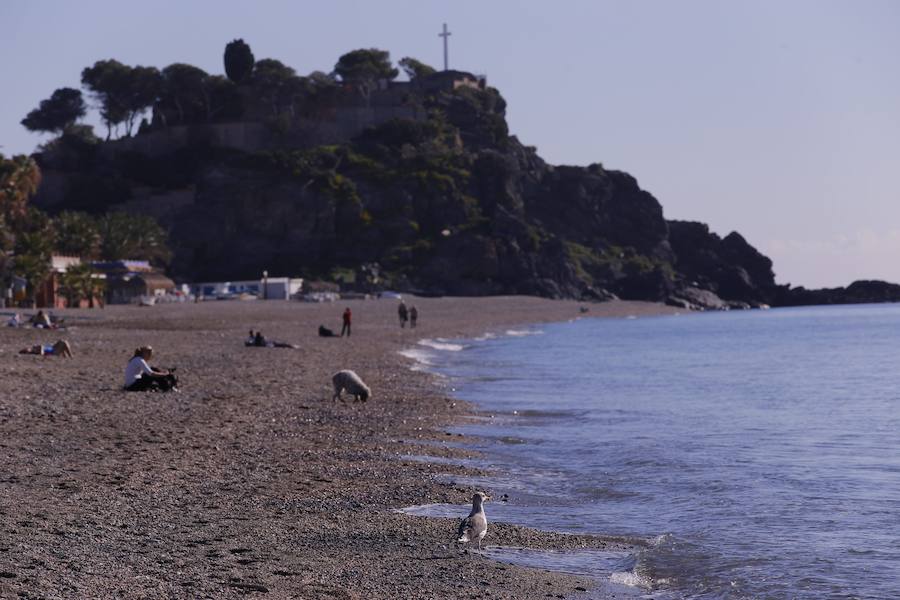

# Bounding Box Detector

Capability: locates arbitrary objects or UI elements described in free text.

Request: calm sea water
[405,304,900,599]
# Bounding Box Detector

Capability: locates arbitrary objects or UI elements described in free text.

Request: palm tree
[1,155,42,302]
[98,212,171,264]
[12,238,52,306]
[0,154,41,225]
[60,262,105,308]
[13,208,55,306]
[54,211,101,258]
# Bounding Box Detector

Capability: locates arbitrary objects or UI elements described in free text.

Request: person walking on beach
[398,300,408,328]
[409,305,418,329]
[341,307,352,337]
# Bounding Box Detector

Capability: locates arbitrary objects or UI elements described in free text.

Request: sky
[1,0,898,289]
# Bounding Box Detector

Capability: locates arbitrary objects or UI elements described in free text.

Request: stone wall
[97,106,425,159]
[98,122,268,159]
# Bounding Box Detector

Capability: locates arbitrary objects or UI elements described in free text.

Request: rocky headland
[27,48,900,309]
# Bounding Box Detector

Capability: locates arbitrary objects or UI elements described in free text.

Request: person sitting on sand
[245,329,256,346]
[19,339,72,358]
[7,313,22,327]
[319,325,338,337]
[124,346,177,392]
[30,310,52,328]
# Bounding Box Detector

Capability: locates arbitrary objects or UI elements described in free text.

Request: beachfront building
[93,260,176,304]
[105,272,176,304]
[31,255,106,309]
[188,276,304,300]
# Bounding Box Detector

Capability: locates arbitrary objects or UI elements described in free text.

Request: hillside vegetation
[23,41,808,307]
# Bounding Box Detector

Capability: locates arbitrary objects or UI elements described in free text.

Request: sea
[400,304,900,600]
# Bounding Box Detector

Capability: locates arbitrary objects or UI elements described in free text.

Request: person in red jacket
[341,307,352,337]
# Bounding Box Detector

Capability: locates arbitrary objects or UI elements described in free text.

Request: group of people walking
[397,301,418,329]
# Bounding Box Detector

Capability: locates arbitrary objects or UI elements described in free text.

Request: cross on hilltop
[439,23,451,71]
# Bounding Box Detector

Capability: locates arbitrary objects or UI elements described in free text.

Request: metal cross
[439,23,451,71]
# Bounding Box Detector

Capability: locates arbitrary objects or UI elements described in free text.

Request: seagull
[457,492,490,550]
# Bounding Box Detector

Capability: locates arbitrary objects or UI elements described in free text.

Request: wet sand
[0,296,675,599]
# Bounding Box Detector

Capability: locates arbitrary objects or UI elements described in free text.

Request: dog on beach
[331,370,371,402]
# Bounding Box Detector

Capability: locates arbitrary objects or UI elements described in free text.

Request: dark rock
[777,280,900,307]
[667,287,728,311]
[668,220,777,305]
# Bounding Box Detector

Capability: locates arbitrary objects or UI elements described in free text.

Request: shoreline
[392,315,660,594]
[0,296,677,599]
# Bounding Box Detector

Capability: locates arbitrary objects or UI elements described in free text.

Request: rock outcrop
[666,220,779,308]
[776,280,900,306]
[30,69,807,307]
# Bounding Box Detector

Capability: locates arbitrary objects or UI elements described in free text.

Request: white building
[188,277,303,300]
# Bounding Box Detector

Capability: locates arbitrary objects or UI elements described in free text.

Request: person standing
[398,300,408,328]
[341,307,352,337]
[409,305,418,329]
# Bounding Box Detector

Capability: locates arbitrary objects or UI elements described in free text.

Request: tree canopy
[21,87,86,135]
[224,39,255,83]
[81,60,161,138]
[81,59,131,138]
[124,66,163,134]
[252,59,305,116]
[334,49,398,83]
[160,63,210,125]
[399,57,436,80]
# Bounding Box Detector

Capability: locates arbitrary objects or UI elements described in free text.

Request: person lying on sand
[19,339,72,358]
[124,346,177,392]
[318,325,338,337]
[245,330,299,349]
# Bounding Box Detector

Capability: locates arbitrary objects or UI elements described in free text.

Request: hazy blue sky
[2,0,898,288]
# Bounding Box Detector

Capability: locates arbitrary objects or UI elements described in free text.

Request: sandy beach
[0,296,675,599]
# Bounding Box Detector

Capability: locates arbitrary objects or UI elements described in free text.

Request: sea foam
[397,348,435,371]
[504,329,543,337]
[609,570,653,588]
[417,338,465,351]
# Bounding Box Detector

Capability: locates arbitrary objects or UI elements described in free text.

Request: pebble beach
[0,296,674,599]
